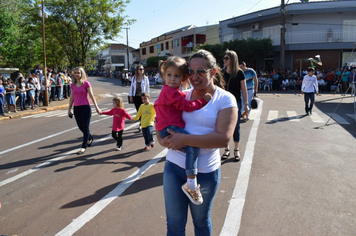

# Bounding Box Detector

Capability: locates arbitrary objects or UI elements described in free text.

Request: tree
[39,0,135,68]
[146,56,167,68]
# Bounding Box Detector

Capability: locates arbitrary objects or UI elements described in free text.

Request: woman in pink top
[100,96,132,151]
[68,67,101,155]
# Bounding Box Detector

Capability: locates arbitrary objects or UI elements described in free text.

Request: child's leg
[117,130,123,147]
[147,126,154,146]
[142,127,150,146]
[112,130,119,143]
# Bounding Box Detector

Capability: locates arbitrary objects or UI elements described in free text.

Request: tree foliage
[146,56,167,68]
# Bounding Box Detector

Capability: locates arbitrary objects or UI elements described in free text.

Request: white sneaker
[182,182,203,205]
[150,142,155,148]
[115,146,122,151]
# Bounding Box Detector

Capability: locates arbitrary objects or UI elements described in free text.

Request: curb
[0,104,69,121]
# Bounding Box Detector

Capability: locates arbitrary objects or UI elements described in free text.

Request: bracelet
[244,102,249,105]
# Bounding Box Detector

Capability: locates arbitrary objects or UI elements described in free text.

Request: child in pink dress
[100,97,132,150]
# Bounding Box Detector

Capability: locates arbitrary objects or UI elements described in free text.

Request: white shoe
[115,146,122,151]
[181,183,203,205]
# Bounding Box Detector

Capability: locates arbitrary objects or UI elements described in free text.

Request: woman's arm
[166,107,238,150]
[87,86,101,114]
[68,89,74,116]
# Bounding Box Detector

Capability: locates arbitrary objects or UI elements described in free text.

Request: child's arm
[101,109,113,116]
[131,105,143,122]
[169,89,211,112]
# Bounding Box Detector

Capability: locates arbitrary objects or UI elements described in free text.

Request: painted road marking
[309,112,324,123]
[327,113,351,125]
[287,111,299,122]
[55,149,168,236]
[267,110,278,121]
[220,98,263,236]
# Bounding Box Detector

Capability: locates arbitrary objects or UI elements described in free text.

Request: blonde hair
[73,67,87,84]
[158,56,189,88]
[222,49,241,78]
[113,97,123,109]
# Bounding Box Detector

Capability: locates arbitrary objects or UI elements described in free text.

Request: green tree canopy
[146,56,167,68]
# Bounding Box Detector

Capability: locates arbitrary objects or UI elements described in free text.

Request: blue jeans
[51,87,56,101]
[142,126,154,146]
[74,105,92,148]
[0,96,4,114]
[233,100,242,142]
[241,89,254,115]
[163,160,220,236]
[159,126,199,176]
[304,92,315,113]
[57,87,63,100]
[19,93,26,109]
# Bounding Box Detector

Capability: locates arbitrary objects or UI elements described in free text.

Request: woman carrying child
[154,57,212,205]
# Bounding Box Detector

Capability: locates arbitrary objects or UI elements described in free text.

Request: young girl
[100,97,132,151]
[154,56,212,205]
[27,78,36,109]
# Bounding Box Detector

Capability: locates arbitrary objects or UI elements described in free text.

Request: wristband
[244,102,249,105]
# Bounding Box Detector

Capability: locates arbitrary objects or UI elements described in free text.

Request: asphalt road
[0,76,355,236]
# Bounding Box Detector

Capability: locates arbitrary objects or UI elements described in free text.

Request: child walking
[130,92,156,150]
[100,97,132,151]
[154,57,212,205]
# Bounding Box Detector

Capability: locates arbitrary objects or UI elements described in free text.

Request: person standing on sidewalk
[239,61,258,119]
[68,67,102,155]
[221,49,249,162]
[0,79,6,116]
[129,65,150,132]
[301,67,319,115]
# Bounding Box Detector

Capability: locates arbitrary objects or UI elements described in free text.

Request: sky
[109,0,320,49]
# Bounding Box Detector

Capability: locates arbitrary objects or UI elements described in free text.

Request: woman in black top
[221,49,249,162]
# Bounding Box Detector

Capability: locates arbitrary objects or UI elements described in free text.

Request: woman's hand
[244,104,250,112]
[68,110,73,117]
[156,131,172,148]
[166,129,187,150]
[130,96,133,103]
[96,108,102,115]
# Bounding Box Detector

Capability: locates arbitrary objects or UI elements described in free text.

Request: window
[166,41,169,50]
[263,26,280,45]
[197,36,204,44]
[174,39,180,47]
[149,46,154,53]
[142,48,146,55]
[111,56,125,63]
[343,20,356,42]
[242,31,252,39]
[161,43,164,51]
[222,34,233,42]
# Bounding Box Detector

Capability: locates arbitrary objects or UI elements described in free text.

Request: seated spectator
[289,79,297,91]
[318,78,326,92]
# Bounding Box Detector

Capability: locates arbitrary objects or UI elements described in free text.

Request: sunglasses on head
[223,56,230,60]
[187,68,211,77]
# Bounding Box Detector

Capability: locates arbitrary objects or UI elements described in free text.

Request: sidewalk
[0,98,70,121]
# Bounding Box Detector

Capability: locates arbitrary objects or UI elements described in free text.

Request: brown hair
[141,92,150,98]
[113,96,123,109]
[189,49,225,89]
[158,56,189,88]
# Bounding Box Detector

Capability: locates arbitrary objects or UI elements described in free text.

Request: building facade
[98,44,135,71]
[220,0,356,71]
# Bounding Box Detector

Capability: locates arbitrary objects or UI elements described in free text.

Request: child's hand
[203,93,212,103]
[130,119,134,123]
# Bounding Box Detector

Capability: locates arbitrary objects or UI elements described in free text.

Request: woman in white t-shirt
[157,50,237,235]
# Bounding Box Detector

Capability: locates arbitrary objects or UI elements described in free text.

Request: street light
[38,0,49,106]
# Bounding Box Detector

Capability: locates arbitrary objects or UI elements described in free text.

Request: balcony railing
[182,46,193,54]
[285,30,356,45]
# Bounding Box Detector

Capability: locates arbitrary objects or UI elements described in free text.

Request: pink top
[70,80,91,106]
[154,85,207,131]
[102,107,132,131]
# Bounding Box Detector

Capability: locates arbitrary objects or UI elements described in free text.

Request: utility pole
[41,0,49,106]
[280,0,286,72]
[121,27,130,71]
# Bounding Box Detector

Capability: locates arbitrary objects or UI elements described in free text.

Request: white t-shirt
[166,86,237,173]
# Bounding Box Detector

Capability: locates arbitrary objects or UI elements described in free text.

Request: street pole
[41,0,49,106]
[125,28,130,71]
[280,0,286,72]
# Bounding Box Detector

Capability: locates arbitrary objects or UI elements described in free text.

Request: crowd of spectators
[256,67,356,94]
[0,67,73,116]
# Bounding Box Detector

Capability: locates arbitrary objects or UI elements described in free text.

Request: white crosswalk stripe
[249,110,354,125]
[286,111,300,122]
[326,113,351,125]
[309,112,324,123]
